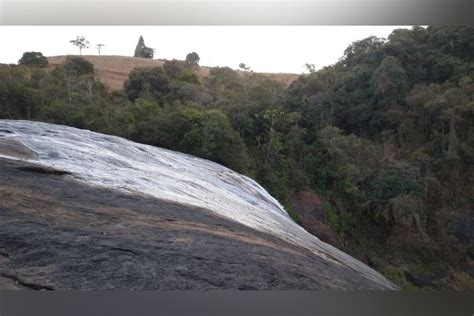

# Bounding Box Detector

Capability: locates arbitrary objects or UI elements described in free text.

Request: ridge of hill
[47,55,300,91]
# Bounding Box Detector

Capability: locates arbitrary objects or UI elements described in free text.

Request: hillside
[47,55,300,91]
[0,120,395,290]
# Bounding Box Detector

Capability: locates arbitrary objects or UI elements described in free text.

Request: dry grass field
[48,55,300,91]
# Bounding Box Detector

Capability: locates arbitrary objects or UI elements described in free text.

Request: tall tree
[96,44,105,56]
[134,36,155,58]
[134,36,146,57]
[70,36,90,55]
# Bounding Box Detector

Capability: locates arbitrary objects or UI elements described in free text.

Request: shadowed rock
[0,158,396,290]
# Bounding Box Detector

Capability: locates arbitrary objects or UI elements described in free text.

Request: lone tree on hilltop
[185,52,200,66]
[134,36,145,57]
[18,52,48,68]
[239,63,250,72]
[134,36,155,59]
[70,36,90,55]
[96,44,105,56]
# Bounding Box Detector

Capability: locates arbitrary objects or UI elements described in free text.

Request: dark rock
[17,166,71,176]
[0,158,395,290]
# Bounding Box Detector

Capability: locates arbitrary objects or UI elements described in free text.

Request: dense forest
[1,26,473,289]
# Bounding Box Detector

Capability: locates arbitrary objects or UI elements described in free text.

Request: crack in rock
[0,273,54,291]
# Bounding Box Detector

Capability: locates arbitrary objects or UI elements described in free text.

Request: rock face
[0,120,397,290]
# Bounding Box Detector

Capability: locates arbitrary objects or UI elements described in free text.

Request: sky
[0,26,412,73]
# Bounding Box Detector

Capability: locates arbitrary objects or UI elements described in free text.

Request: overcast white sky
[0,26,411,73]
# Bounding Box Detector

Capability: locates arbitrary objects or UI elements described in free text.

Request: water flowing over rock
[0,120,397,290]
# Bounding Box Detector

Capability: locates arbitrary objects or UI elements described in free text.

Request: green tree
[239,63,250,72]
[70,36,90,55]
[134,36,155,59]
[163,59,198,83]
[134,36,146,57]
[51,56,95,105]
[342,36,385,67]
[180,109,249,172]
[62,56,94,76]
[124,67,170,102]
[0,82,38,119]
[372,56,408,105]
[185,52,200,66]
[18,52,48,68]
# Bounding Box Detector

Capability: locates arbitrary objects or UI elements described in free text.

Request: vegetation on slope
[1,25,473,289]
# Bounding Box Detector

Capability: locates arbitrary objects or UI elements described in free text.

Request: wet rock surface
[0,158,396,290]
